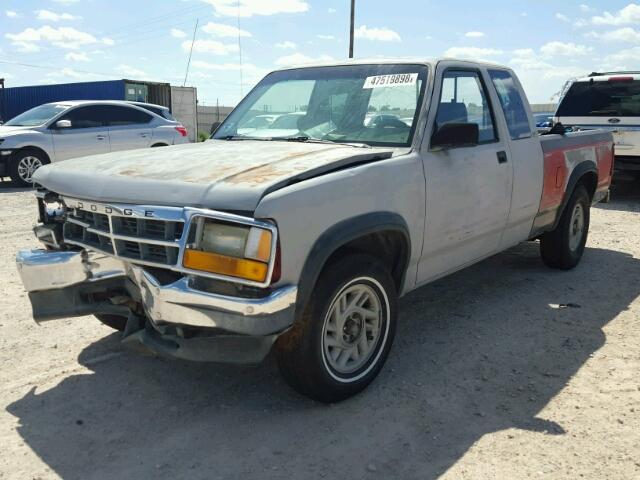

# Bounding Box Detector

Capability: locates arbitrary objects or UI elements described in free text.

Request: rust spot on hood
[224,146,345,186]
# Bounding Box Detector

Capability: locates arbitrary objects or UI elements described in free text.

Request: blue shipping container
[0,80,126,121]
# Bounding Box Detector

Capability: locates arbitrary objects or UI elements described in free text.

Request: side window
[59,106,105,129]
[436,70,497,143]
[104,106,153,126]
[489,70,532,140]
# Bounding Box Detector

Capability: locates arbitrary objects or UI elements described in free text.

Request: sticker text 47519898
[363,73,419,89]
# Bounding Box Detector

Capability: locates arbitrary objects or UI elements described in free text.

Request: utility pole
[349,0,355,58]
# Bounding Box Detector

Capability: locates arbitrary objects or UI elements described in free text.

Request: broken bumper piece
[16,249,297,363]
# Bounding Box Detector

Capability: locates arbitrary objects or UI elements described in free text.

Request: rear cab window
[557,78,640,117]
[488,70,532,140]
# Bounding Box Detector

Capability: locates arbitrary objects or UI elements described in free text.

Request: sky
[1,0,640,106]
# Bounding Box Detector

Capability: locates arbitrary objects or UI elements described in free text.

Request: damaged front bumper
[16,249,297,363]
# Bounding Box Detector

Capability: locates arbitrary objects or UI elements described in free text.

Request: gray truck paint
[33,140,397,212]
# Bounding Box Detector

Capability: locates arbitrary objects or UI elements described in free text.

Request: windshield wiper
[284,136,371,148]
[221,135,273,141]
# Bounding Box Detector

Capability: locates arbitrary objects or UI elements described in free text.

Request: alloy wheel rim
[568,203,585,251]
[322,281,383,375]
[17,156,43,183]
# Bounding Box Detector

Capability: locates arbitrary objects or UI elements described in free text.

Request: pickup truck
[555,71,639,178]
[15,59,614,402]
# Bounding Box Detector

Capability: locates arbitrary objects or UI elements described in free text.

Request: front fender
[254,152,427,306]
[0,131,54,162]
[295,212,411,313]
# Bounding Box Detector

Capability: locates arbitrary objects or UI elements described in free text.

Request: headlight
[182,217,274,283]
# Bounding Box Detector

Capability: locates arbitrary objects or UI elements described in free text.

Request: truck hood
[33,139,395,211]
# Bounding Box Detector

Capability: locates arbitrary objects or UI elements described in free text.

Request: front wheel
[540,185,590,270]
[9,149,48,186]
[275,254,397,403]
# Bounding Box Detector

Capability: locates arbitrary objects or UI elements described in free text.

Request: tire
[275,254,398,403]
[540,185,590,270]
[9,149,48,186]
[94,314,127,331]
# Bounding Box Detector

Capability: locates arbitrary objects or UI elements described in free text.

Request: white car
[555,72,640,177]
[0,100,189,185]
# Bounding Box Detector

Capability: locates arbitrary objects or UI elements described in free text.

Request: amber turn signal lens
[183,249,268,282]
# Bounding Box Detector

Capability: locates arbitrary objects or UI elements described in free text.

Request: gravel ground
[0,179,638,480]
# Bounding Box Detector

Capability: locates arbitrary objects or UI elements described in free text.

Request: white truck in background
[556,72,640,178]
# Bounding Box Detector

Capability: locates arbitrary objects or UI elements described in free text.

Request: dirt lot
[0,179,638,480]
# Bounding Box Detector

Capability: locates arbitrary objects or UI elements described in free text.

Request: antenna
[183,18,199,87]
[237,0,244,98]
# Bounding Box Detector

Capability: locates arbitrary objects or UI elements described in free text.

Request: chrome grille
[54,197,279,288]
[63,201,184,268]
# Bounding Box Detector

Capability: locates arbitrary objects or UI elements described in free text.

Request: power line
[0,59,118,78]
[18,4,214,65]
[98,3,211,38]
[0,58,256,89]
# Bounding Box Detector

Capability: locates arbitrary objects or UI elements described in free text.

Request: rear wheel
[540,185,590,270]
[275,254,397,403]
[9,149,48,186]
[95,314,127,331]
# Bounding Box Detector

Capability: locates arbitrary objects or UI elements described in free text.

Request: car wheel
[9,149,48,186]
[540,185,590,270]
[94,314,127,331]
[275,254,397,403]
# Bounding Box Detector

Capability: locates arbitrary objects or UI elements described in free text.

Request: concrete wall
[530,103,558,114]
[197,105,234,136]
[171,86,198,142]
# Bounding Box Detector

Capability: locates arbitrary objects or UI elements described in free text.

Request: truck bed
[532,130,614,235]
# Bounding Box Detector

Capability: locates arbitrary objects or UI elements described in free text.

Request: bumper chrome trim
[16,249,297,336]
[132,266,297,335]
[16,249,127,293]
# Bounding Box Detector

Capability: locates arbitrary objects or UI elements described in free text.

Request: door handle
[96,135,106,140]
[140,133,149,138]
[497,151,508,164]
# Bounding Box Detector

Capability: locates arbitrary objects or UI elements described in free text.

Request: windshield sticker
[363,73,419,89]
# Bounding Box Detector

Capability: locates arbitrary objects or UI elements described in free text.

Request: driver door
[50,105,110,161]
[417,66,513,284]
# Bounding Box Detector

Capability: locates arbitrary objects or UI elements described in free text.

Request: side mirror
[55,119,72,129]
[431,123,479,150]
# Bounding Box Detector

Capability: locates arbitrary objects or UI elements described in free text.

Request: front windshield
[5,104,68,127]
[214,64,429,147]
